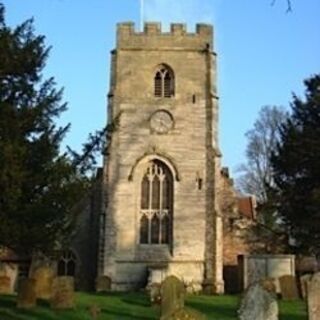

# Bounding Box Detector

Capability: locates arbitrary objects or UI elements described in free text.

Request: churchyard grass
[0,292,307,319]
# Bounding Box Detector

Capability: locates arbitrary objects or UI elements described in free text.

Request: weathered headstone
[31,266,54,300]
[159,276,207,320]
[0,275,11,295]
[238,282,279,320]
[160,276,185,318]
[17,278,37,309]
[51,276,75,309]
[279,275,299,300]
[299,274,312,300]
[96,275,111,292]
[307,272,320,320]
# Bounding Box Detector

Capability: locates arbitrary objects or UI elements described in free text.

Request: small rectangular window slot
[198,178,202,190]
[192,94,196,104]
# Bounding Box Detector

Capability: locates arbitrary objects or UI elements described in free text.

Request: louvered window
[140,160,173,244]
[154,65,174,98]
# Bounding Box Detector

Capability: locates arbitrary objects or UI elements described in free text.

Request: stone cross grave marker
[279,275,299,300]
[17,278,37,309]
[160,275,185,318]
[0,275,11,295]
[51,276,75,309]
[96,275,111,292]
[31,266,54,300]
[238,281,279,320]
[307,272,320,320]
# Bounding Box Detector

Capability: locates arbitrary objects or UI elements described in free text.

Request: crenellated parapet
[116,22,214,51]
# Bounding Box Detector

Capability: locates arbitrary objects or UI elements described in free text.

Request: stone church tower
[100,22,224,294]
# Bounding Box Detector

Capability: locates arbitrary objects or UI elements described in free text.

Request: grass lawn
[0,292,307,320]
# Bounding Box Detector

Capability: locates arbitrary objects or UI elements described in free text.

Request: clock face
[150,110,174,134]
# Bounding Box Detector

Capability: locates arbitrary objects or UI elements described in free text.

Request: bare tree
[237,105,288,203]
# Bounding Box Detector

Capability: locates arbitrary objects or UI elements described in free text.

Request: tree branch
[271,0,292,13]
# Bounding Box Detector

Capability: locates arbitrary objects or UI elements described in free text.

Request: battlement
[116,22,214,50]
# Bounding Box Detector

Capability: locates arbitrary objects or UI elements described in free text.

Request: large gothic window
[154,65,175,98]
[140,160,173,244]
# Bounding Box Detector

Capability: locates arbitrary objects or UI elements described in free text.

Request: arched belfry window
[154,65,175,98]
[57,250,77,276]
[140,160,173,244]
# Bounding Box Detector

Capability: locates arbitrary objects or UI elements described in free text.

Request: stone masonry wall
[102,22,223,292]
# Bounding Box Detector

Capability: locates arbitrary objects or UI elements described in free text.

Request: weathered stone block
[279,275,299,300]
[299,274,312,299]
[17,278,37,309]
[0,275,11,295]
[51,276,75,309]
[31,266,54,300]
[96,275,111,292]
[307,272,320,320]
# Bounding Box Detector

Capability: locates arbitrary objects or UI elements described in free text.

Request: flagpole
[140,0,144,31]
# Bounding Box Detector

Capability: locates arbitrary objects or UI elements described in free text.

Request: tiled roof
[237,196,256,220]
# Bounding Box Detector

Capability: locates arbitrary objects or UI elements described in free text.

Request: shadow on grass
[187,300,237,319]
[101,308,157,320]
[121,293,151,307]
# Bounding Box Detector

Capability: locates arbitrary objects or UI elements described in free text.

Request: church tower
[101,22,224,293]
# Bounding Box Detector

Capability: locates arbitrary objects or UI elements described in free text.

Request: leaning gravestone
[96,275,111,292]
[160,275,206,320]
[160,275,185,318]
[307,272,320,320]
[17,278,37,309]
[0,275,11,295]
[279,275,299,300]
[31,266,54,300]
[238,282,279,320]
[299,274,312,300]
[51,276,75,309]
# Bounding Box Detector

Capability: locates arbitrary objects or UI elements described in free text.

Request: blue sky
[2,0,320,176]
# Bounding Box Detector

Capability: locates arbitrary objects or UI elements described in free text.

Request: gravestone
[160,276,206,320]
[160,276,185,318]
[238,282,279,320]
[17,279,37,309]
[96,275,111,292]
[307,272,320,320]
[279,275,299,300]
[0,275,11,295]
[299,274,312,300]
[31,266,54,300]
[51,276,75,309]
